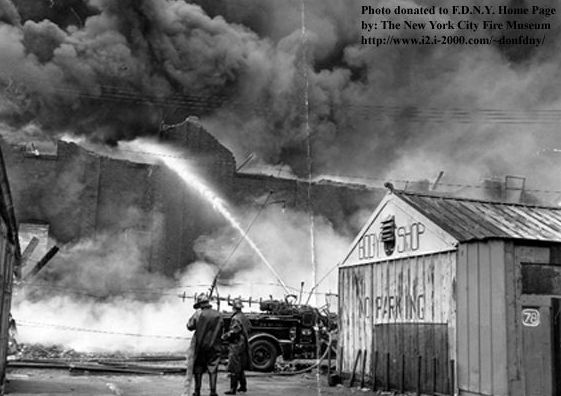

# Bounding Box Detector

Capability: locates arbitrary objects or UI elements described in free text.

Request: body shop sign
[357,221,426,260]
[344,196,456,266]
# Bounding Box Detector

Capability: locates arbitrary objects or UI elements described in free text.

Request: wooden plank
[367,264,374,381]
[489,241,508,396]
[423,323,432,392]
[405,262,415,391]
[456,244,469,391]
[466,243,480,392]
[505,242,522,396]
[371,263,377,388]
[352,267,361,374]
[342,269,351,373]
[391,324,398,389]
[446,251,457,391]
[438,323,447,393]
[396,258,404,390]
[386,294,394,389]
[420,257,430,393]
[478,242,493,395]
[375,325,387,388]
[372,323,448,393]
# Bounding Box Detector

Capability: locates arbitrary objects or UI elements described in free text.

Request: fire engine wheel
[249,339,278,372]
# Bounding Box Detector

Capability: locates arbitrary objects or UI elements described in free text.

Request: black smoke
[1,0,561,187]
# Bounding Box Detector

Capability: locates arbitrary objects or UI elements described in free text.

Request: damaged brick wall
[1,125,384,277]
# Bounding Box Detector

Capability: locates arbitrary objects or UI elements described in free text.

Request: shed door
[521,300,559,396]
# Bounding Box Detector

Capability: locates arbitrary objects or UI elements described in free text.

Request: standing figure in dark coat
[222,298,252,394]
[187,293,224,396]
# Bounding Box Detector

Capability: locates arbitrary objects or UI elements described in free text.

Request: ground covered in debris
[6,368,386,396]
[16,343,184,361]
[7,344,399,396]
[10,343,324,374]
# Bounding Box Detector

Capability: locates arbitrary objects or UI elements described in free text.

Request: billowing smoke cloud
[206,0,561,188]
[31,230,169,300]
[194,205,349,303]
[4,0,561,352]
[13,201,346,351]
[1,0,279,143]
[0,0,559,186]
[13,295,191,352]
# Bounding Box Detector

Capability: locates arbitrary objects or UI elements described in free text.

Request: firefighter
[222,297,251,394]
[187,293,224,396]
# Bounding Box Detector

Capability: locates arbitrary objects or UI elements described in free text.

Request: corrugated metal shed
[395,191,561,243]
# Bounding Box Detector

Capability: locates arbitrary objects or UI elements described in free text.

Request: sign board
[522,308,540,327]
[341,193,458,266]
[344,250,456,325]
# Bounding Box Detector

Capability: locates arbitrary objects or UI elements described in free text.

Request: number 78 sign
[522,308,540,327]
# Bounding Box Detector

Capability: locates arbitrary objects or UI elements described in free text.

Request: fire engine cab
[221,295,336,371]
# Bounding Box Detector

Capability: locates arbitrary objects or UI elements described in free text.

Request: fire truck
[220,295,336,372]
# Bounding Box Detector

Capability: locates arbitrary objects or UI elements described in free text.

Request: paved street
[6,369,382,396]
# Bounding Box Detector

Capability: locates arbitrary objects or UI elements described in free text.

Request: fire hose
[272,332,334,376]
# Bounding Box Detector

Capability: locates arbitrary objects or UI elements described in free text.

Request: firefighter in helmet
[222,297,251,394]
[187,293,224,396]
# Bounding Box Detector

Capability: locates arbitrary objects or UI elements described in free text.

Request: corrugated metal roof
[394,191,561,243]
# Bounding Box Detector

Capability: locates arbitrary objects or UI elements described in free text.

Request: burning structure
[3,119,384,285]
[1,0,560,360]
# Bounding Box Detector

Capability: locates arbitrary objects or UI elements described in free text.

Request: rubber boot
[209,371,218,396]
[192,373,202,396]
[238,371,247,392]
[224,374,237,395]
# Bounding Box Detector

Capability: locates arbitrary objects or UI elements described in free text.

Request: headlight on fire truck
[301,328,312,336]
[289,326,297,341]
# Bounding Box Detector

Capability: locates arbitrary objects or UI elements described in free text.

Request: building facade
[0,146,20,395]
[339,190,561,396]
[1,121,383,278]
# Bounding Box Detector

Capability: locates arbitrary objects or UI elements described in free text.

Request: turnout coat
[223,311,251,373]
[187,306,224,374]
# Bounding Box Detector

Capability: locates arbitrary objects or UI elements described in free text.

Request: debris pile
[8,343,188,375]
[18,344,129,361]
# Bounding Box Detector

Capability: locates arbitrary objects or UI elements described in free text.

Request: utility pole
[299,0,317,307]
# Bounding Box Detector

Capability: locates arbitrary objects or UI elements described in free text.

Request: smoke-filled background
[1,0,561,352]
[1,0,561,181]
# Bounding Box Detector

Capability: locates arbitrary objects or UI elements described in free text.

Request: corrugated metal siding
[396,192,561,243]
[456,240,509,396]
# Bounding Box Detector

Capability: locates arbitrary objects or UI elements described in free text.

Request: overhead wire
[18,279,337,300]
[9,75,561,123]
